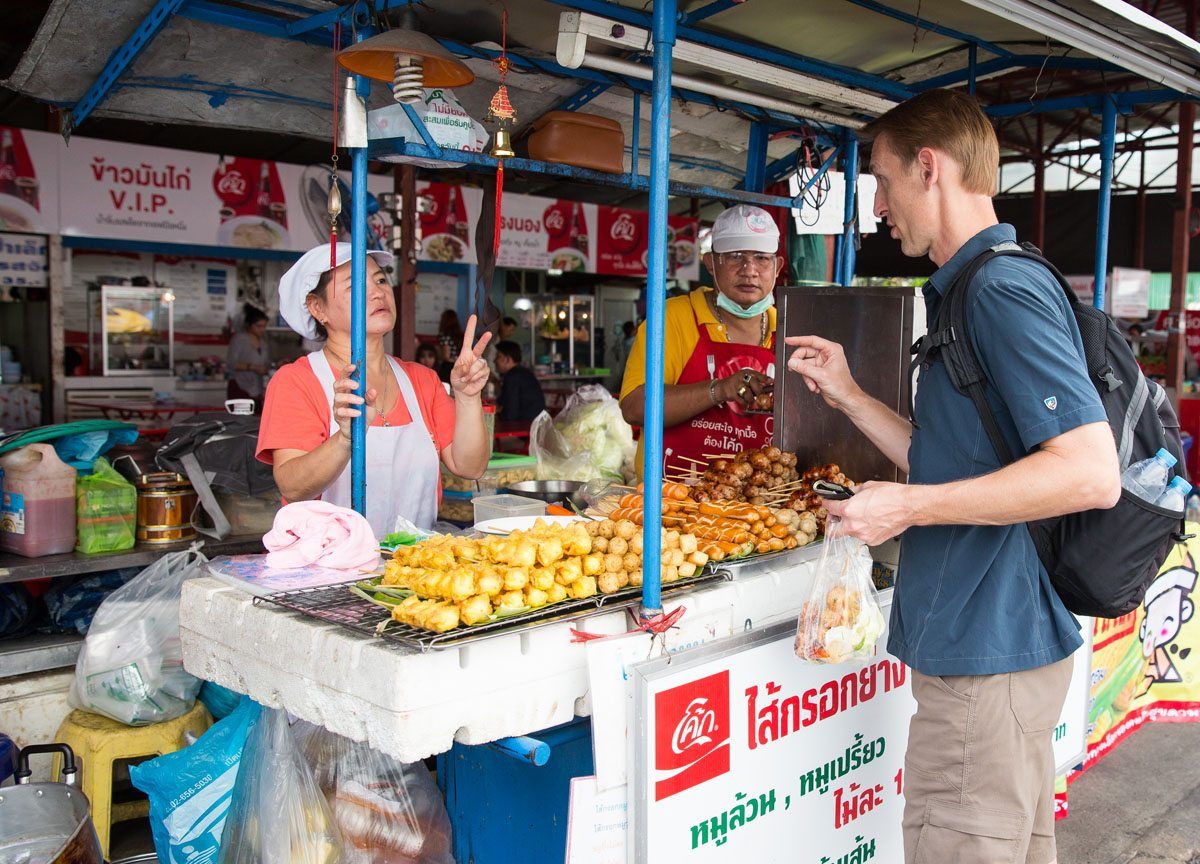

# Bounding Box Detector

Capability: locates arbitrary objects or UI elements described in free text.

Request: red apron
[661,306,775,473]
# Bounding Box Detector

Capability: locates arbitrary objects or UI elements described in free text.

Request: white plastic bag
[69,546,207,725]
[368,88,488,169]
[299,726,455,864]
[219,709,343,864]
[530,385,635,483]
[794,521,886,664]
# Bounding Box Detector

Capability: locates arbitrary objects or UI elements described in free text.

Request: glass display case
[99,285,175,376]
[532,294,596,374]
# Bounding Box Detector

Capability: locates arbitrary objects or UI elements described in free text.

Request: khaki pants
[904,656,1073,864]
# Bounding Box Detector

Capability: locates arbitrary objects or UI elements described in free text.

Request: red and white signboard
[630,611,915,863]
[0,127,59,235]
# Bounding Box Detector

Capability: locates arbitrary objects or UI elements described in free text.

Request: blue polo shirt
[890,223,1105,676]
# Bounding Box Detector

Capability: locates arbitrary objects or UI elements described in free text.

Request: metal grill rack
[255,568,730,651]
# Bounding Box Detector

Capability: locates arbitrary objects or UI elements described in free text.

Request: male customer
[495,340,546,422]
[786,89,1120,863]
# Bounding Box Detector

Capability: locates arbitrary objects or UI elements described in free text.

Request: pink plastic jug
[0,443,77,557]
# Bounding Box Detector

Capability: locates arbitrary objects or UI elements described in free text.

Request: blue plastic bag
[130,697,261,864]
[199,681,242,721]
[44,569,136,634]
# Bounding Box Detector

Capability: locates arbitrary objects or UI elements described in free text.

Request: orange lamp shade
[336,29,475,88]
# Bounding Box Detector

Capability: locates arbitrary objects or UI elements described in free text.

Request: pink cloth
[262,500,381,572]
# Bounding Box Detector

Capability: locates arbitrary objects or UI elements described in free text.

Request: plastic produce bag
[69,546,208,725]
[130,697,260,864]
[219,708,343,864]
[530,385,635,483]
[795,522,886,664]
[75,456,137,553]
[367,88,489,169]
[298,725,455,864]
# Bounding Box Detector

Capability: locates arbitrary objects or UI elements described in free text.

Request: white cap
[278,243,394,339]
[1144,566,1197,607]
[710,204,780,254]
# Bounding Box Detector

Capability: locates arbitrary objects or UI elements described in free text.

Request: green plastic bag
[75,457,137,553]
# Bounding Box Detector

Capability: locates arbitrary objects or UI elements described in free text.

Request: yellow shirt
[619,288,777,474]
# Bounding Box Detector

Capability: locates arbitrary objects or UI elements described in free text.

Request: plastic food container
[0,443,77,557]
[472,494,546,526]
[443,454,538,494]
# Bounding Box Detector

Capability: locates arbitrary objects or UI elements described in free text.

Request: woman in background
[227,304,270,410]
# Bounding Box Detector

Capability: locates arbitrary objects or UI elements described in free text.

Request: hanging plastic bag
[367,88,489,169]
[795,521,886,664]
[530,385,635,483]
[69,546,208,725]
[298,725,455,864]
[130,697,260,864]
[219,708,343,864]
[75,456,137,553]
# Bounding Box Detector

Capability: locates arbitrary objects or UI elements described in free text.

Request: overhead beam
[679,0,742,25]
[68,0,186,134]
[841,0,1014,57]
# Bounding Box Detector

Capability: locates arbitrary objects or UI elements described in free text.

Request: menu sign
[0,127,58,235]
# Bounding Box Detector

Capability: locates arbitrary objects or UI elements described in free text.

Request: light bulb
[393,55,424,104]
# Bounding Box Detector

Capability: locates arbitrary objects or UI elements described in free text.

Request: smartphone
[812,479,855,501]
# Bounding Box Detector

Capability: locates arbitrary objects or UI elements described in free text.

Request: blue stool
[0,734,17,784]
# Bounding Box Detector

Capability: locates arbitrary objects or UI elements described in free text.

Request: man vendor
[619,204,781,475]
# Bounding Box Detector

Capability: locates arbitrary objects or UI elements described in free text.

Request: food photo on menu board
[420,183,472,263]
[544,199,591,273]
[0,128,46,233]
[213,157,290,250]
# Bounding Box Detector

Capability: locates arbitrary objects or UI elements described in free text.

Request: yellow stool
[54,702,213,857]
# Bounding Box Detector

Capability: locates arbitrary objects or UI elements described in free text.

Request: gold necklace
[713,301,768,347]
[323,348,396,425]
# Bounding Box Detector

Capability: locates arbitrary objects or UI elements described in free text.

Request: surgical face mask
[715,287,775,319]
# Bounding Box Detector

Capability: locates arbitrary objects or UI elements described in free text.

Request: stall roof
[3,0,1199,195]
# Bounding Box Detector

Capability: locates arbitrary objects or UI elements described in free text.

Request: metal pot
[136,471,199,544]
[0,743,104,864]
[502,479,587,509]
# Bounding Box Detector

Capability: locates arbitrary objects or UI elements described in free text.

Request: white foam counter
[179,546,829,762]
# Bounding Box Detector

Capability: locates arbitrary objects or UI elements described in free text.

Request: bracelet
[709,379,719,406]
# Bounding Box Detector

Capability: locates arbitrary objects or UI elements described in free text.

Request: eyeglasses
[716,251,778,269]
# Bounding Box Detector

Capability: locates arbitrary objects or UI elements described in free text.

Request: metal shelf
[0,632,84,677]
[0,535,265,584]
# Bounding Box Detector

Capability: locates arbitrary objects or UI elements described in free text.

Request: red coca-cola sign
[609,212,640,253]
[654,670,730,801]
[543,201,568,238]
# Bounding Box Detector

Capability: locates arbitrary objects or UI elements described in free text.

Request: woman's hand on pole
[450,314,492,401]
[333,363,378,440]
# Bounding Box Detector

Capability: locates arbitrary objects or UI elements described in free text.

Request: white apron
[308,350,440,534]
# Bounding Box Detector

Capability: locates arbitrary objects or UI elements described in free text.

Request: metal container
[136,471,198,544]
[501,479,587,509]
[0,743,104,864]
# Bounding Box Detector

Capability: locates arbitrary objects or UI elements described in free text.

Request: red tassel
[494,160,504,256]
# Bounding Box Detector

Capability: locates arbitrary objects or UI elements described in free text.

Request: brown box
[527,111,625,174]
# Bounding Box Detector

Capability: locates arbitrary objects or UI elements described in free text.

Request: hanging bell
[491,127,515,159]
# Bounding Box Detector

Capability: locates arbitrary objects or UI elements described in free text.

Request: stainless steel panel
[774,284,915,484]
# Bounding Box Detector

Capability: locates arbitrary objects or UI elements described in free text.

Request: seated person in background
[416,342,439,371]
[495,341,546,422]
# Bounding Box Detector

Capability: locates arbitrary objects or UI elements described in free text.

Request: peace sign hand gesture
[450,314,493,400]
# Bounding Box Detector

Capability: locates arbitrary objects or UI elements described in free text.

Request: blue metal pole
[967,43,978,95]
[744,122,768,193]
[630,92,641,180]
[350,67,371,515]
[1093,95,1118,311]
[839,131,859,286]
[642,0,677,619]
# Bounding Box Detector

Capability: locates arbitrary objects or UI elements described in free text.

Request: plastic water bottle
[1155,476,1192,512]
[1121,448,1178,503]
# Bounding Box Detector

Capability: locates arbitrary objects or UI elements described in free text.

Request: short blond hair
[861,89,999,196]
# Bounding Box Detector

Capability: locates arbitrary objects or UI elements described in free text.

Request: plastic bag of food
[795,521,885,664]
[218,709,343,864]
[75,456,137,553]
[530,385,635,483]
[131,697,260,864]
[69,546,207,725]
[298,725,455,864]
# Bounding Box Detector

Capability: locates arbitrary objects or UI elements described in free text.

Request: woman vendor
[257,243,491,533]
[620,204,780,475]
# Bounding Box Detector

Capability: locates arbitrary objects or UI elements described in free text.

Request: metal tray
[255,568,730,652]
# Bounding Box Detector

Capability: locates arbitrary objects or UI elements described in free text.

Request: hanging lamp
[336,7,474,104]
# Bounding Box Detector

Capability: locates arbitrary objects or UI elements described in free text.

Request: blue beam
[369,138,803,208]
[839,131,859,286]
[1094,96,1117,312]
[968,43,977,95]
[630,92,641,178]
[179,0,329,47]
[554,81,611,112]
[744,122,769,193]
[680,0,740,25]
[552,0,911,100]
[842,0,1013,57]
[69,0,186,132]
[986,88,1195,118]
[916,54,1122,91]
[641,0,677,619]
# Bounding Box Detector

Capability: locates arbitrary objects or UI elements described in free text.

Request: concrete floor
[1056,724,1200,864]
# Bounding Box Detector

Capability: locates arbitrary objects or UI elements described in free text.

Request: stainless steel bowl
[502,479,587,508]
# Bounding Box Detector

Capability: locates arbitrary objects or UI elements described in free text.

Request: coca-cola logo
[654,671,730,800]
[610,213,636,242]
[544,206,566,235]
[214,168,250,206]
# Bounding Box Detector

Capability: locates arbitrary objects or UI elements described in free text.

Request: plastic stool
[54,702,212,857]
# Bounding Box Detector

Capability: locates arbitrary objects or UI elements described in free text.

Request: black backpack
[910,240,1188,618]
